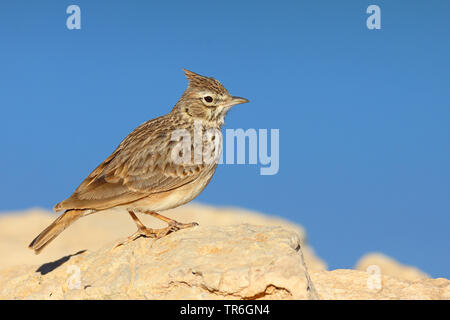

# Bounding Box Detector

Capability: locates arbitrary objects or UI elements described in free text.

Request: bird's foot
[112,221,198,250]
[168,220,199,231]
[149,221,198,239]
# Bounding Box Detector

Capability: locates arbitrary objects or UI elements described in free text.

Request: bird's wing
[54,116,215,211]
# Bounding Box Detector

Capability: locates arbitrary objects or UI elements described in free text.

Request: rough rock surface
[0,224,317,299]
[0,205,448,300]
[310,270,449,300]
[0,204,326,272]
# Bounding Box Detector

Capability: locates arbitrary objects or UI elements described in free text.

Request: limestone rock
[0,204,326,272]
[311,270,449,300]
[0,222,448,300]
[0,224,316,300]
[1,205,448,300]
[355,253,429,281]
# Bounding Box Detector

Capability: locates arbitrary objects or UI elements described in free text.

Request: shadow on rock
[35,250,86,275]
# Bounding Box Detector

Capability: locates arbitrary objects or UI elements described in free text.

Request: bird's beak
[229,96,249,106]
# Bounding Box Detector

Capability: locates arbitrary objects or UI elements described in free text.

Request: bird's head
[173,69,249,126]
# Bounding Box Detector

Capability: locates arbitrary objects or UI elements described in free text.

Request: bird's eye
[204,96,213,103]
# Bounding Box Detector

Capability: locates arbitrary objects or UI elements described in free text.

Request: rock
[355,253,429,281]
[1,205,448,300]
[0,204,326,272]
[1,223,448,300]
[310,270,449,300]
[0,224,317,300]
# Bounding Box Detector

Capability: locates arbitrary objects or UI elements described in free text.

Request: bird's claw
[112,221,199,250]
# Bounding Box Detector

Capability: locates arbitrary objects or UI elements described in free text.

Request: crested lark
[29,69,249,254]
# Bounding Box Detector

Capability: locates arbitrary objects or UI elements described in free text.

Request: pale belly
[124,171,214,212]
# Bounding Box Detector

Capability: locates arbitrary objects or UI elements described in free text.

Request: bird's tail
[28,209,86,254]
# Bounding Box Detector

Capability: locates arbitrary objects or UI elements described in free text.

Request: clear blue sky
[1,1,449,278]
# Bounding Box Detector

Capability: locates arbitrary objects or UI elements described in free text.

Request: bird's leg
[113,210,160,249]
[140,210,199,232]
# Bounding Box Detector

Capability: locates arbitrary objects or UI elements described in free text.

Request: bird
[29,69,249,254]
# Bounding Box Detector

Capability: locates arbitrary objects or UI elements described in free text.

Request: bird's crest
[183,68,229,95]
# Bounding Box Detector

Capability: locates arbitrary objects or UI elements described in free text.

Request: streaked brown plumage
[29,69,249,254]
